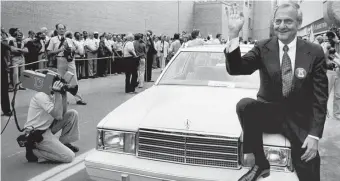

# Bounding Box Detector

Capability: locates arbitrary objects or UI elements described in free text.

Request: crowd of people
[1,24,227,117]
[307,27,340,121]
[0,24,226,163]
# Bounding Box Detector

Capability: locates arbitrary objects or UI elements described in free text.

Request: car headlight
[97,129,136,154]
[241,146,293,172]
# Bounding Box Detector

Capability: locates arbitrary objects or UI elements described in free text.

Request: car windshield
[158,51,260,89]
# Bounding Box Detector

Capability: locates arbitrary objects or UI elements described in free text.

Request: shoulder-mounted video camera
[20,69,75,95]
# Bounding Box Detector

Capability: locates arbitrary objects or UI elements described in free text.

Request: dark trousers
[1,68,11,113]
[125,71,137,93]
[84,54,89,77]
[115,51,123,74]
[236,98,320,181]
[145,52,154,81]
[97,57,108,76]
[75,57,86,78]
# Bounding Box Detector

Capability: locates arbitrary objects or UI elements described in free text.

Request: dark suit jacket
[225,36,328,142]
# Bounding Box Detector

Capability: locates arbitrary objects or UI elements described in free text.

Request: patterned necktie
[281,45,293,97]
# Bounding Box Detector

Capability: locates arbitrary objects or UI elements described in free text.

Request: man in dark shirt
[1,29,12,116]
[25,32,45,70]
[145,30,157,82]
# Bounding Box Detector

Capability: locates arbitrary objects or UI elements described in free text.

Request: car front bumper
[85,150,298,181]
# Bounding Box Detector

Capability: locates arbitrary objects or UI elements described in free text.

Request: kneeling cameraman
[24,80,79,163]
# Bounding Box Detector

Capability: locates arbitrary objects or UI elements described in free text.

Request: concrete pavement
[1,69,161,181]
[1,68,340,181]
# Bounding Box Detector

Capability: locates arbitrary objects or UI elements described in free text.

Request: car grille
[137,128,240,169]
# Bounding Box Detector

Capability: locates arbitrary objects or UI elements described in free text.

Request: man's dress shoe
[64,143,79,153]
[76,100,87,105]
[26,147,38,162]
[238,165,270,181]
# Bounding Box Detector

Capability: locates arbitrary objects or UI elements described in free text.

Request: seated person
[24,79,79,163]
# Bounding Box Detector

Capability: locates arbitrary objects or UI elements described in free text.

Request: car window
[158,51,260,89]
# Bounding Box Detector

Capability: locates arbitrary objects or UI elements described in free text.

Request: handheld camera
[20,69,74,95]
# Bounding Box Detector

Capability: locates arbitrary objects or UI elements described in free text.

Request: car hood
[98,85,290,147]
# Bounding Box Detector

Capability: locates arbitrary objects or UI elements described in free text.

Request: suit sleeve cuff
[228,38,240,52]
[308,135,320,141]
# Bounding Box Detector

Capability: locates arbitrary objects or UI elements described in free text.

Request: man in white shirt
[212,33,222,44]
[106,33,115,74]
[24,80,79,163]
[84,32,99,78]
[168,33,181,65]
[73,32,86,79]
[159,35,169,71]
[225,3,327,181]
[123,33,138,93]
[47,24,86,105]
[154,36,161,68]
[46,23,69,70]
[40,27,50,42]
[186,29,205,47]
[23,30,35,45]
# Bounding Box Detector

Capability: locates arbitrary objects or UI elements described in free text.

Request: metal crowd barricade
[8,55,139,76]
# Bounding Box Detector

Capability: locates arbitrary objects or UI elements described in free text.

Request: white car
[85,44,298,181]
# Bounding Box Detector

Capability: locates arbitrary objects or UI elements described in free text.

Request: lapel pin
[295,68,307,79]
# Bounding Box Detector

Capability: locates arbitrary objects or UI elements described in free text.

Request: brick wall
[252,0,272,40]
[193,2,222,38]
[1,1,194,37]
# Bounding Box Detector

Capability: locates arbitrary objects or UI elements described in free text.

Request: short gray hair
[126,33,134,41]
[273,2,303,25]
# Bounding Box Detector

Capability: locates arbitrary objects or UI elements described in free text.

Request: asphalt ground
[1,69,161,181]
[1,68,340,181]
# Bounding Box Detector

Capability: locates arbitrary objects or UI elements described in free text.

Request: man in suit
[145,30,157,82]
[224,3,328,181]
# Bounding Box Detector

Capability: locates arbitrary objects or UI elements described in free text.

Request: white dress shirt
[123,41,136,57]
[104,39,112,52]
[73,39,85,57]
[278,36,296,71]
[84,38,99,52]
[227,37,319,140]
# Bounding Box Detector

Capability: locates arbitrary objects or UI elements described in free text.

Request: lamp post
[178,0,180,33]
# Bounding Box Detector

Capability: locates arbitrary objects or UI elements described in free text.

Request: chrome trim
[139,143,238,155]
[139,150,186,158]
[139,136,238,148]
[185,156,239,162]
[240,144,294,173]
[97,148,136,155]
[185,142,238,148]
[139,143,185,150]
[138,128,240,169]
[139,129,239,140]
[139,136,184,144]
[185,150,238,156]
[136,156,241,170]
[98,128,136,134]
[97,129,137,155]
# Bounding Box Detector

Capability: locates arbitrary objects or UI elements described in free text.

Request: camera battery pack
[20,70,55,94]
